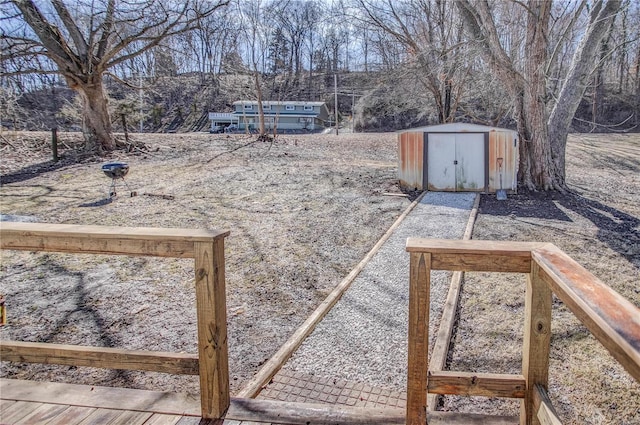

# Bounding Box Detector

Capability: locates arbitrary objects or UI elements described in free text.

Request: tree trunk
[72,78,115,152]
[519,1,560,191]
[253,71,266,136]
[547,0,621,187]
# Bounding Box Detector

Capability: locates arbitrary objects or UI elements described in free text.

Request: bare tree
[356,0,469,123]
[238,0,270,137]
[458,0,622,190]
[3,0,229,152]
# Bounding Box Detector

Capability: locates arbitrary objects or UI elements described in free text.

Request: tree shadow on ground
[1,159,74,185]
[481,190,639,269]
[79,198,113,207]
[555,192,639,269]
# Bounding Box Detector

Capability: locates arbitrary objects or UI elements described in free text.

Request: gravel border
[283,192,477,391]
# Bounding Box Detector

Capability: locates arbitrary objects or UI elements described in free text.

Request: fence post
[51,127,58,162]
[521,261,552,425]
[407,252,431,425]
[194,237,230,419]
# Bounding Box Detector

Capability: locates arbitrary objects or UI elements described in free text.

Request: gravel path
[282,192,477,391]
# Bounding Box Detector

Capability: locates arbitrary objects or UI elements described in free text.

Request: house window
[299,117,313,123]
[303,105,313,111]
[244,104,253,110]
[285,105,295,111]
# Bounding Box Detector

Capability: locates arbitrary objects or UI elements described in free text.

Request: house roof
[233,100,326,106]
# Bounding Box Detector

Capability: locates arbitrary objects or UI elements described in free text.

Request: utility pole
[139,72,143,133]
[352,89,355,133]
[334,74,339,135]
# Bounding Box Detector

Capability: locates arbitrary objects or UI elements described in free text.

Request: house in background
[209,101,330,133]
[208,112,239,132]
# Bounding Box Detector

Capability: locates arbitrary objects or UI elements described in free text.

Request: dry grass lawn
[0,131,638,424]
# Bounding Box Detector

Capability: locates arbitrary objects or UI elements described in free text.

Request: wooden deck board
[0,378,519,425]
[1,399,17,412]
[14,403,69,424]
[33,406,97,425]
[76,408,123,425]
[1,401,44,424]
[142,413,183,425]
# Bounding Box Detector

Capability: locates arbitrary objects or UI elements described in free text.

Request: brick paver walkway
[258,369,406,408]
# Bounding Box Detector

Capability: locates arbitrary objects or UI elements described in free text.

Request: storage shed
[398,123,519,193]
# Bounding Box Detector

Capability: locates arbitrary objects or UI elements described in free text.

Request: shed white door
[427,133,485,191]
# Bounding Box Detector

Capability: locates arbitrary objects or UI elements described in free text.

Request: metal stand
[108,176,135,198]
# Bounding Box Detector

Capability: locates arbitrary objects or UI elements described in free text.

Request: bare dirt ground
[1,131,639,424]
[0,131,408,395]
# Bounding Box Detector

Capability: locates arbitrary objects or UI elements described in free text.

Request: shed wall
[398,131,425,190]
[488,130,518,192]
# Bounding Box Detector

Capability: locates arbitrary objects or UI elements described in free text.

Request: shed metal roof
[399,123,517,134]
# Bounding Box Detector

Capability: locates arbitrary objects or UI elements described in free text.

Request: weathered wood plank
[0,378,519,425]
[406,238,546,255]
[428,412,519,425]
[532,385,562,425]
[0,379,201,416]
[14,403,69,424]
[142,413,183,425]
[38,406,97,425]
[0,401,43,424]
[227,397,405,424]
[194,239,230,419]
[0,222,228,258]
[427,371,526,399]
[521,262,552,425]
[227,397,518,425]
[110,410,154,425]
[77,408,122,425]
[533,246,640,382]
[0,341,199,375]
[237,192,428,399]
[174,417,205,425]
[430,253,532,273]
[406,239,549,273]
[406,252,430,425]
[0,222,228,242]
[427,270,463,413]
[0,399,16,412]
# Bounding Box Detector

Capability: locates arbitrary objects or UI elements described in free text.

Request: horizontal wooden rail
[0,341,199,375]
[406,238,640,425]
[0,222,230,419]
[533,245,640,382]
[427,371,525,399]
[0,222,229,258]
[406,238,548,273]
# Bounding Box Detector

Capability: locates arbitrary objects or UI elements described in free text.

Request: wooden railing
[0,222,230,419]
[406,239,640,425]
[2,225,638,424]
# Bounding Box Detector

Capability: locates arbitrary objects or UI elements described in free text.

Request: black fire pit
[102,162,135,198]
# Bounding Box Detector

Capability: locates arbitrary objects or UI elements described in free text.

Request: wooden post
[51,127,58,162]
[521,262,552,425]
[194,238,230,419]
[121,114,130,144]
[407,252,431,425]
